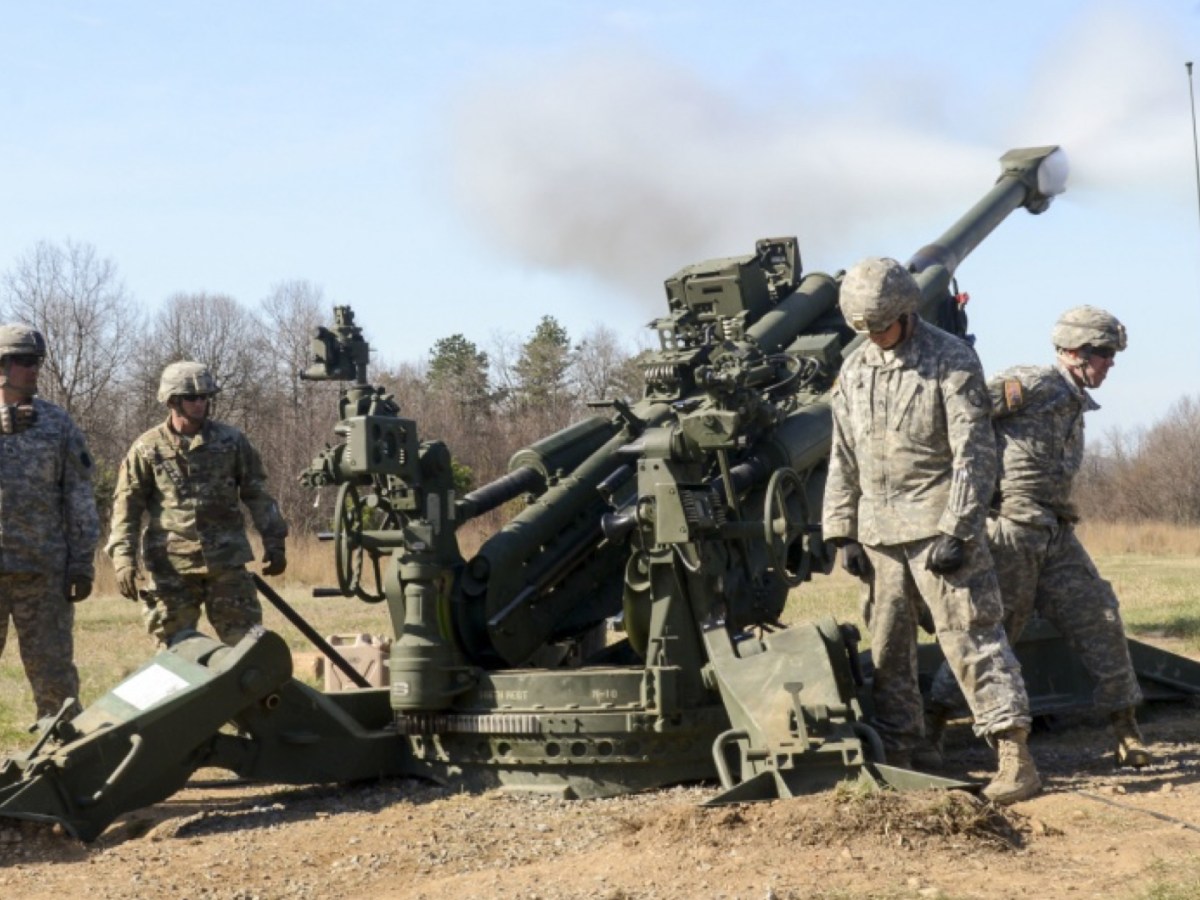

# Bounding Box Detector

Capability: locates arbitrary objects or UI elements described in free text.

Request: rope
[1076,789,1200,834]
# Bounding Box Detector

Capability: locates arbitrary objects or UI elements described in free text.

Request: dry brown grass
[1076,520,1200,557]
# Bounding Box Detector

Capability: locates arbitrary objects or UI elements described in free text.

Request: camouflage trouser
[0,570,79,719]
[864,533,1031,752]
[145,566,261,647]
[930,516,1142,714]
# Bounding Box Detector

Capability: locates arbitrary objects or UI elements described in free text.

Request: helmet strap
[1058,347,1104,389]
[168,396,210,434]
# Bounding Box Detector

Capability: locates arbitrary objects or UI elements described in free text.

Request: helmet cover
[840,257,921,334]
[0,324,46,360]
[157,361,221,403]
[1051,306,1126,353]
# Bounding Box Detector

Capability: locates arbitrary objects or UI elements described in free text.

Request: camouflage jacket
[822,318,997,546]
[988,361,1095,525]
[106,418,288,576]
[0,398,99,578]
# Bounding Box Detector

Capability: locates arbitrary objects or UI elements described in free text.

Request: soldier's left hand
[68,576,93,603]
[262,548,287,577]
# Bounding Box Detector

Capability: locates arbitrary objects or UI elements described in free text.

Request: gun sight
[300,305,371,382]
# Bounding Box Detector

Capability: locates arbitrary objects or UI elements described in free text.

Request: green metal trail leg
[701,618,975,804]
[0,629,294,841]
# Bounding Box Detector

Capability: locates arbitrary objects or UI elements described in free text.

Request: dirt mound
[625,787,1029,854]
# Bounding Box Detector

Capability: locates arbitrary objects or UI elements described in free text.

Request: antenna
[1188,63,1200,234]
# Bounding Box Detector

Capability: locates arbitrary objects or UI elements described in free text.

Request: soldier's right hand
[925,533,966,575]
[116,566,140,601]
[68,576,93,603]
[839,540,872,580]
[261,547,287,577]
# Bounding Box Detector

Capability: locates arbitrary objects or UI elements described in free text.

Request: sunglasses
[176,394,209,403]
[7,355,43,368]
[1088,346,1116,360]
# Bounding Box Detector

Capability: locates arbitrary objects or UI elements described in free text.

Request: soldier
[106,361,288,646]
[0,324,99,721]
[927,306,1150,766]
[822,257,1040,804]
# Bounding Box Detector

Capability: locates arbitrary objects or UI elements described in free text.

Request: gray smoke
[447,3,1188,309]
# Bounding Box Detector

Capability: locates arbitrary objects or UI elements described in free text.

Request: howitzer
[10,145,1200,841]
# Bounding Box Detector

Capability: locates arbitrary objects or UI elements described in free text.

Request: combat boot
[1111,707,1153,768]
[982,728,1041,805]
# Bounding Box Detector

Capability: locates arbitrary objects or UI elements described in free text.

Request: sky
[2,0,1199,439]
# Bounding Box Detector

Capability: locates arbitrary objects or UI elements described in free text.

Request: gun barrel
[507,416,619,482]
[908,145,1067,307]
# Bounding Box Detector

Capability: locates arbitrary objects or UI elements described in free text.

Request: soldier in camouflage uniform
[106,362,288,647]
[0,325,99,721]
[928,306,1150,767]
[822,257,1040,804]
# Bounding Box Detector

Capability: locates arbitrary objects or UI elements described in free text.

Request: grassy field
[3,522,1200,756]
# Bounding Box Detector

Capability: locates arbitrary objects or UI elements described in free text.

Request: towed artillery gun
[4,146,1200,842]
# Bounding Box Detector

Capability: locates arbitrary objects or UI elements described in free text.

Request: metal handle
[78,733,144,808]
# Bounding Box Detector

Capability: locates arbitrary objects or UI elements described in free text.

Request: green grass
[1128,860,1200,900]
[1100,555,1200,654]
[3,544,1199,758]
[785,552,1200,655]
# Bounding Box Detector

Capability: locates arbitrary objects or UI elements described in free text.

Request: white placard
[112,663,193,711]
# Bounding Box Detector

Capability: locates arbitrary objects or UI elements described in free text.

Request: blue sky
[3,1,1198,438]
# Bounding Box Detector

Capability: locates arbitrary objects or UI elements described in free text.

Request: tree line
[1073,396,1200,527]
[5,237,1192,541]
[0,239,648,538]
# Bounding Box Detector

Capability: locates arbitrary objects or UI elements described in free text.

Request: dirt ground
[4,704,1200,900]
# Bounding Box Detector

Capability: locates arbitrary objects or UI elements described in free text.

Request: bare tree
[259,280,326,400]
[571,323,646,404]
[140,292,270,429]
[0,239,145,465]
[256,281,342,533]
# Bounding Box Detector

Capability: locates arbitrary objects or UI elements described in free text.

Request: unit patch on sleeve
[1002,379,1024,412]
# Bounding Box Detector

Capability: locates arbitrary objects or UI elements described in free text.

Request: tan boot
[982,728,1042,805]
[1111,707,1153,768]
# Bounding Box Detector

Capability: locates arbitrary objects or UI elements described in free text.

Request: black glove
[840,540,872,580]
[262,547,287,577]
[116,566,140,601]
[68,576,93,603]
[926,534,966,575]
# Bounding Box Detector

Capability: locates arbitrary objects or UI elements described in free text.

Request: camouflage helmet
[0,324,46,360]
[839,257,921,334]
[1051,306,1127,353]
[157,361,221,404]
